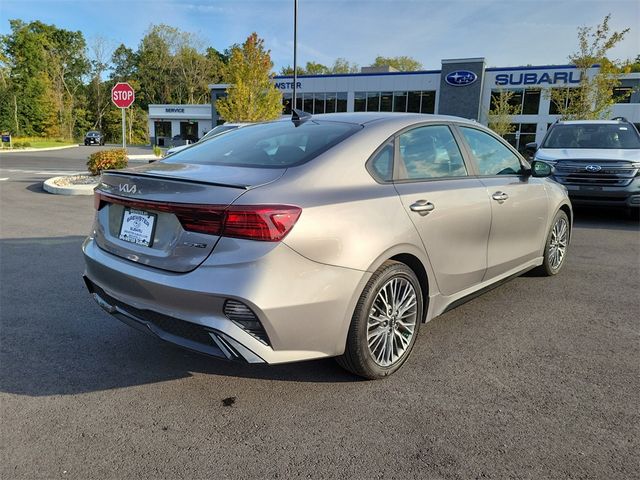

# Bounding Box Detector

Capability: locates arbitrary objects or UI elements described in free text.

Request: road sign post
[111,82,135,149]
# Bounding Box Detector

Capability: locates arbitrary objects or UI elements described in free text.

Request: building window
[314,93,325,114]
[380,92,393,112]
[285,92,348,114]
[366,92,380,112]
[548,88,576,115]
[503,123,537,153]
[325,93,336,113]
[154,121,171,138]
[336,92,348,112]
[282,93,292,115]
[393,91,408,112]
[354,92,366,112]
[613,86,632,104]
[354,90,435,113]
[407,91,421,113]
[420,91,435,113]
[491,88,541,115]
[303,94,314,114]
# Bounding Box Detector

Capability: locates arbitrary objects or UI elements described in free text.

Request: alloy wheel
[367,277,418,367]
[549,217,568,270]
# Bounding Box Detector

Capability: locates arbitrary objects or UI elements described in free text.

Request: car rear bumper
[82,236,369,364]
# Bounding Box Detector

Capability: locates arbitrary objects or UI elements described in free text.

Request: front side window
[460,127,523,176]
[397,125,467,180]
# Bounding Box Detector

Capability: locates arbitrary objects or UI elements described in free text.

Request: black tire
[533,210,570,276]
[337,260,423,379]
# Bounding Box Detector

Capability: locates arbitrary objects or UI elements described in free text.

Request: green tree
[372,55,422,71]
[626,54,640,73]
[216,33,282,122]
[111,44,138,81]
[330,57,359,73]
[488,90,518,137]
[548,14,630,119]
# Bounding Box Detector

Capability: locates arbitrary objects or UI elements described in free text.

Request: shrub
[152,144,162,157]
[22,142,31,147]
[87,148,128,176]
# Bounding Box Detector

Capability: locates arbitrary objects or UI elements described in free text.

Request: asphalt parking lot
[1,147,639,479]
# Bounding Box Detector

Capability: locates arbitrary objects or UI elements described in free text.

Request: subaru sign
[495,71,582,86]
[445,70,478,87]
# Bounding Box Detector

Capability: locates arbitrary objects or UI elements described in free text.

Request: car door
[456,125,549,280]
[390,124,492,296]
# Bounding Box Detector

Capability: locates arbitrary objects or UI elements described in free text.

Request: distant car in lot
[527,118,640,210]
[84,131,105,146]
[164,123,251,156]
[83,112,571,379]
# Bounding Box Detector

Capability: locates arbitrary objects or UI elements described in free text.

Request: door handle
[410,200,435,215]
[492,192,509,202]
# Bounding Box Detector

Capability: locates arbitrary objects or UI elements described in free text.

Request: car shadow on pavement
[572,206,639,231]
[0,236,360,397]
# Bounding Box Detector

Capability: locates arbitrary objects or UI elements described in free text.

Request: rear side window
[459,127,522,176]
[397,125,467,180]
[163,120,361,168]
[368,142,394,182]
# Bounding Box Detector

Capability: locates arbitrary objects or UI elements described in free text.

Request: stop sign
[111,82,135,108]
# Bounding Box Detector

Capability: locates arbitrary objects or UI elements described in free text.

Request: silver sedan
[83,113,571,379]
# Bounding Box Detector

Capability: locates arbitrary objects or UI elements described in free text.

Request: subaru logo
[118,183,137,194]
[585,165,602,173]
[445,70,478,86]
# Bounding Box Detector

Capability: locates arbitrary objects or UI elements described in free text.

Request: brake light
[225,206,302,241]
[94,191,301,241]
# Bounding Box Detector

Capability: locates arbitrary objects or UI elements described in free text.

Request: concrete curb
[43,175,98,196]
[0,144,79,153]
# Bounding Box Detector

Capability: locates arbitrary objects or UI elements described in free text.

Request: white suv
[527,118,640,210]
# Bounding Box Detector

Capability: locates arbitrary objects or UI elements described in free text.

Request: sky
[1,0,639,72]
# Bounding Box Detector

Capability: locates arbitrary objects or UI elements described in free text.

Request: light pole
[292,0,298,113]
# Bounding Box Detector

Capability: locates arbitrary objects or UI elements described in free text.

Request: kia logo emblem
[118,183,137,194]
[445,70,478,86]
[585,165,602,173]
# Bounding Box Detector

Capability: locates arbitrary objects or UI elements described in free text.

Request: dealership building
[148,57,640,151]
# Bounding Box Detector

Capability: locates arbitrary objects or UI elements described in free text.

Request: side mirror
[531,160,552,178]
[525,142,537,157]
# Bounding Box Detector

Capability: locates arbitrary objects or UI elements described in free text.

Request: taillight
[94,191,301,242]
[224,206,301,241]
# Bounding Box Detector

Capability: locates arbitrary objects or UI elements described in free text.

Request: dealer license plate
[119,209,157,247]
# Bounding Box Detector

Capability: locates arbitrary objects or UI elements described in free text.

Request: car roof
[278,112,480,128]
[556,120,625,125]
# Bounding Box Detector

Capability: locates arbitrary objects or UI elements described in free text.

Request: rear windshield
[163,120,362,168]
[542,124,640,149]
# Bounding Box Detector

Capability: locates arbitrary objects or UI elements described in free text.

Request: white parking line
[0,177,8,181]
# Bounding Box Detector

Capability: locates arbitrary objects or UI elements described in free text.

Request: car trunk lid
[93,163,285,273]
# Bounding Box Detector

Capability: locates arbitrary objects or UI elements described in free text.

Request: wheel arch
[389,253,430,322]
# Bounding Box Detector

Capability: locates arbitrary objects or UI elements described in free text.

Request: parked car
[526,118,640,210]
[164,123,251,156]
[84,131,105,146]
[83,112,572,379]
